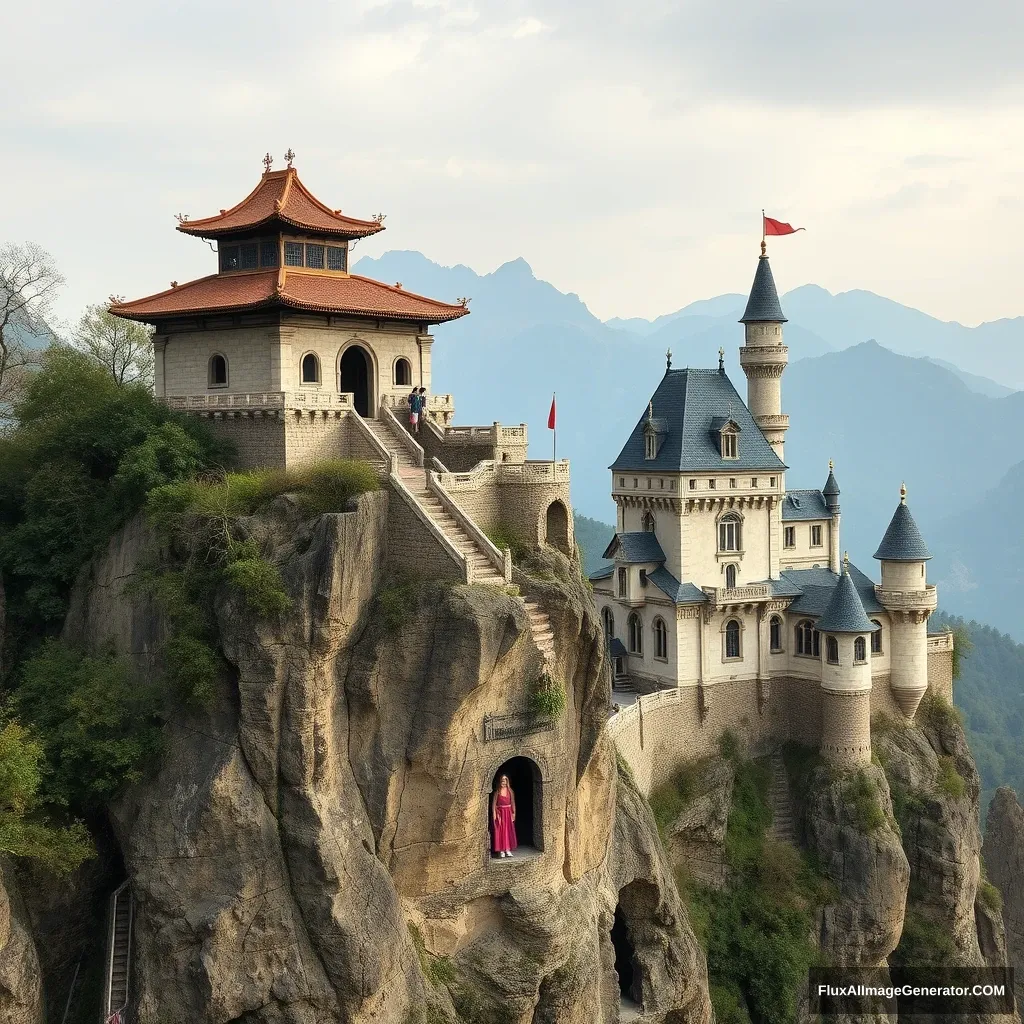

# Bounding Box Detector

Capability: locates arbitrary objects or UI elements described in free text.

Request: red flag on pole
[763,215,805,237]
[547,394,556,430]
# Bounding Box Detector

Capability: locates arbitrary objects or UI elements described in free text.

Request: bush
[224,544,292,617]
[374,577,420,632]
[15,640,163,811]
[649,760,708,841]
[295,459,379,516]
[719,730,741,761]
[918,691,963,730]
[891,908,957,973]
[978,878,1003,912]
[844,770,886,832]
[485,524,530,563]
[936,756,967,800]
[530,675,567,718]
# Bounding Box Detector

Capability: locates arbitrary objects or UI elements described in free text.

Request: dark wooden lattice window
[284,242,304,266]
[327,245,347,271]
[260,241,279,267]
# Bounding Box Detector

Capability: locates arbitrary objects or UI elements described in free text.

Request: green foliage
[374,577,420,632]
[15,640,162,811]
[529,674,567,718]
[649,759,709,840]
[0,716,93,875]
[718,730,741,761]
[572,513,613,578]
[844,770,886,833]
[224,543,292,617]
[485,523,529,563]
[917,690,963,730]
[0,347,228,654]
[890,907,957,974]
[935,755,967,800]
[978,878,1003,913]
[931,612,1024,819]
[615,748,635,784]
[950,624,973,681]
[677,753,833,1024]
[409,925,457,989]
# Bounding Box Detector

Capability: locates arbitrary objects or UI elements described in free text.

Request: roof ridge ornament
[843,550,850,574]
[284,148,295,169]
[666,347,672,371]
[829,458,834,471]
[262,152,273,174]
[718,347,725,373]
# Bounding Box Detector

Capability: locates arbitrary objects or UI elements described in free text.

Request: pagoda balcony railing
[483,711,554,743]
[927,630,954,653]
[874,585,938,612]
[163,391,355,412]
[703,583,772,604]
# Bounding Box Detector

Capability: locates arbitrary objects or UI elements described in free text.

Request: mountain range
[354,250,1024,638]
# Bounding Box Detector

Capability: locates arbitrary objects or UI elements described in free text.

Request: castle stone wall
[927,649,954,704]
[283,410,351,469]
[820,689,872,766]
[162,325,277,396]
[385,480,464,584]
[207,413,287,469]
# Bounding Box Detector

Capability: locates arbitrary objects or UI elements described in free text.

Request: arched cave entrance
[544,500,570,555]
[339,345,372,416]
[490,756,542,856]
[611,903,641,1009]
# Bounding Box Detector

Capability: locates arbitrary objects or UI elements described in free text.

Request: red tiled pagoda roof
[110,270,470,325]
[176,168,384,240]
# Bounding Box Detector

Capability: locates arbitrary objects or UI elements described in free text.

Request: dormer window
[722,432,738,459]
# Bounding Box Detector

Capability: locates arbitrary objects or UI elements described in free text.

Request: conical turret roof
[823,463,840,510]
[873,487,932,562]
[816,565,876,634]
[739,253,787,323]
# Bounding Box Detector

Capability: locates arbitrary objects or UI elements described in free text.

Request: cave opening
[490,756,542,856]
[611,903,640,1007]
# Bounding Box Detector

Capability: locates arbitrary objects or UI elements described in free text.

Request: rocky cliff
[984,787,1024,1009]
[5,492,711,1024]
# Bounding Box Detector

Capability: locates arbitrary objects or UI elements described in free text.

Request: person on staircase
[407,386,420,433]
[491,775,517,858]
[416,387,428,433]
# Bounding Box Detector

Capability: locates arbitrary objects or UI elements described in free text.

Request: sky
[4,0,1024,330]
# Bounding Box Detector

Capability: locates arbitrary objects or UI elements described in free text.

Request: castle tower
[874,485,936,718]
[824,461,841,574]
[817,556,877,766]
[738,243,789,461]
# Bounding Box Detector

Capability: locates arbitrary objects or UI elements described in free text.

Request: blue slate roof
[648,568,707,605]
[823,468,840,509]
[740,255,787,323]
[610,368,786,474]
[874,500,932,562]
[609,638,627,657]
[815,569,879,633]
[782,490,830,521]
[781,563,884,617]
[603,531,666,564]
[589,564,614,582]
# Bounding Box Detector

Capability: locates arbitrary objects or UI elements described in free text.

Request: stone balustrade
[927,630,954,653]
[496,460,570,483]
[874,585,938,612]
[703,583,772,604]
[164,391,355,412]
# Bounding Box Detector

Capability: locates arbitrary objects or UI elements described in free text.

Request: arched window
[394,357,412,386]
[724,619,741,660]
[641,511,656,533]
[770,615,783,653]
[627,613,643,655]
[871,621,883,654]
[797,620,820,657]
[653,617,668,660]
[208,353,228,388]
[718,512,742,552]
[602,606,614,639]
[725,563,737,589]
[300,352,321,385]
[826,636,840,665]
[854,636,867,663]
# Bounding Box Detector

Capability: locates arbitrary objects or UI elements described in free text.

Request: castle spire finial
[647,400,653,421]
[262,152,273,174]
[900,481,907,504]
[666,348,672,370]
[718,346,725,373]
[829,458,834,471]
[843,550,850,573]
[760,239,767,257]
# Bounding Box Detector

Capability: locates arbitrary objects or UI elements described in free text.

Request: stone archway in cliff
[544,500,570,555]
[491,757,543,855]
[611,902,641,1009]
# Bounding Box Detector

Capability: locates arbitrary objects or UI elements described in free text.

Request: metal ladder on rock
[103,881,133,1023]
[363,413,555,670]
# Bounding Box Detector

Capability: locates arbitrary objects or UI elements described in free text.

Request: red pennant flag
[547,394,556,430]
[763,215,805,237]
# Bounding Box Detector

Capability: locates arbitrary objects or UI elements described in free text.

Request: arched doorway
[545,500,570,554]
[339,345,372,416]
[490,757,542,855]
[611,904,640,1007]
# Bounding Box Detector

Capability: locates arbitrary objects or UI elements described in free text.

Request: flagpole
[552,392,556,463]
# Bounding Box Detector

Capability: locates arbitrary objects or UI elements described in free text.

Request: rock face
[63,493,711,1024]
[804,762,909,971]
[985,787,1024,1007]
[0,862,43,1024]
[662,759,733,891]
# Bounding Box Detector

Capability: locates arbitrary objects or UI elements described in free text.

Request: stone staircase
[768,752,796,844]
[364,415,555,669]
[104,882,133,1020]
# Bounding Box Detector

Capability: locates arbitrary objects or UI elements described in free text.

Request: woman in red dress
[491,774,518,858]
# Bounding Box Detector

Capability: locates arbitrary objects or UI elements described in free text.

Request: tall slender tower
[738,242,789,461]
[874,485,936,718]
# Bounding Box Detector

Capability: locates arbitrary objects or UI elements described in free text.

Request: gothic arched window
[628,613,643,655]
[724,619,741,660]
[871,621,883,654]
[394,357,412,386]
[826,636,840,665]
[602,606,614,639]
[718,512,742,552]
[641,510,656,533]
[854,636,867,663]
[797,620,820,657]
[770,615,783,653]
[653,617,668,660]
[725,563,737,589]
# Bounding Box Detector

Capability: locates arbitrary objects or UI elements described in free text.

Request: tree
[73,300,154,388]
[0,243,63,414]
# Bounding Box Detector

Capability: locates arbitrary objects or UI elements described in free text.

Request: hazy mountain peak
[493,256,534,277]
